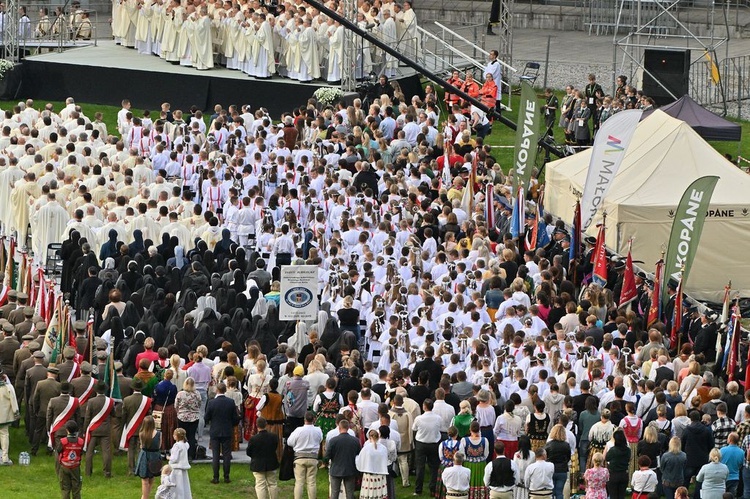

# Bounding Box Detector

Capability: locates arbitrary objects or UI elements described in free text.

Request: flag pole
[675,266,685,354]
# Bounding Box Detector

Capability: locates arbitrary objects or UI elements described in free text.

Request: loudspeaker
[642,49,691,106]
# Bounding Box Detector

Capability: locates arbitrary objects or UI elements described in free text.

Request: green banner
[662,175,719,304]
[512,81,540,197]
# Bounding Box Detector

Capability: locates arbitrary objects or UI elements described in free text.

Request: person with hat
[47,381,81,453]
[0,322,19,385]
[120,377,153,475]
[7,292,29,325]
[0,289,17,320]
[57,347,81,384]
[13,306,35,341]
[694,310,719,363]
[31,365,62,455]
[71,362,96,410]
[83,382,114,478]
[12,334,34,402]
[23,348,46,441]
[72,320,89,361]
[0,365,19,465]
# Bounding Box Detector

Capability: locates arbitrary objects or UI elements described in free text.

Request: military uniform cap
[2,323,13,333]
[33,350,45,358]
[80,362,93,374]
[63,347,76,359]
[23,306,33,316]
[73,320,87,331]
[21,334,33,341]
[17,292,27,300]
[47,366,59,374]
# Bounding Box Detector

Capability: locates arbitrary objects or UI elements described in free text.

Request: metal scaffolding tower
[340,0,358,92]
[3,0,20,63]
[496,0,514,65]
[613,0,730,112]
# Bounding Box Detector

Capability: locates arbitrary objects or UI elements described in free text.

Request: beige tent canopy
[545,110,750,303]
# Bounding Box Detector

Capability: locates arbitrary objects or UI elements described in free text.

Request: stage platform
[20,40,423,117]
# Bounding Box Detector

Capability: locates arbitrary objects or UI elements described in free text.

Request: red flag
[619,240,637,307]
[592,223,608,287]
[670,277,683,348]
[729,304,742,382]
[485,183,494,231]
[647,258,664,327]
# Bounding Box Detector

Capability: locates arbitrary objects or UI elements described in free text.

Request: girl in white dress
[168,428,192,499]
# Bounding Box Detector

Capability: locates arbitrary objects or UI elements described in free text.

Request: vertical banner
[647,256,664,328]
[279,265,320,321]
[592,222,607,287]
[662,176,719,303]
[511,81,540,197]
[580,109,643,230]
[619,240,637,307]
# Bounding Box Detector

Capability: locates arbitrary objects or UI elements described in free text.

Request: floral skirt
[154,404,178,451]
[435,463,451,499]
[360,473,388,499]
[243,396,260,441]
[570,449,580,490]
[627,442,638,479]
[586,443,606,470]
[500,439,519,459]
[464,461,489,499]
[530,437,547,453]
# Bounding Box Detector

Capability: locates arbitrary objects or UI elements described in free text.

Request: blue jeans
[743,467,750,499]
[552,471,567,499]
[727,480,739,496]
[664,486,677,499]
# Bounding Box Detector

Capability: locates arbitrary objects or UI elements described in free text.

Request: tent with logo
[641,94,742,142]
[545,110,750,302]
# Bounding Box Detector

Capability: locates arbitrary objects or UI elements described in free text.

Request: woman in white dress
[513,435,535,499]
[168,428,192,499]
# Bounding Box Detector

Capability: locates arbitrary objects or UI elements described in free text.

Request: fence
[690,53,750,119]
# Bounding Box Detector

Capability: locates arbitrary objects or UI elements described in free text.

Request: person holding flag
[83,382,114,478]
[70,362,96,413]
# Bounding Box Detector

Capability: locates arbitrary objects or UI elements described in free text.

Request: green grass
[1,420,424,498]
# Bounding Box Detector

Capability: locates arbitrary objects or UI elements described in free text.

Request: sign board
[279,265,319,321]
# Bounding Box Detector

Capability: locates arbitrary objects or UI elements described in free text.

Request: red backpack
[58,437,84,469]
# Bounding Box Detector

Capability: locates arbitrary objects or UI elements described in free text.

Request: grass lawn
[0,420,425,498]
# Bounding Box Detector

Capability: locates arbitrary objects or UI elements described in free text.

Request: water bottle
[18,452,30,466]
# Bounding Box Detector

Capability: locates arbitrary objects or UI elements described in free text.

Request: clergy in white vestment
[134,0,154,55]
[10,174,42,248]
[299,18,321,81]
[355,13,374,79]
[284,18,302,81]
[33,193,70,263]
[0,161,25,231]
[160,1,182,61]
[327,21,344,83]
[400,1,419,60]
[254,15,276,78]
[190,7,214,70]
[379,10,398,78]
[177,8,195,67]
[123,0,139,48]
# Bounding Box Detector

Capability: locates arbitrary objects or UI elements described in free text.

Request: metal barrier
[15,3,112,54]
[690,53,750,119]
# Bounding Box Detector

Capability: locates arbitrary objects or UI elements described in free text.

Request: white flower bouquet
[0,60,14,80]
[313,86,344,107]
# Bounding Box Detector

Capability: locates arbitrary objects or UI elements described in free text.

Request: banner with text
[580,109,643,230]
[662,175,719,304]
[512,81,540,197]
[280,265,319,321]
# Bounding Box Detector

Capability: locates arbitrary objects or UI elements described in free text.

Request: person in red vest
[461,73,480,108]
[444,70,464,110]
[480,73,499,115]
[57,420,84,499]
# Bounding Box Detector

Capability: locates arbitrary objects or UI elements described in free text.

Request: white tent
[545,110,750,303]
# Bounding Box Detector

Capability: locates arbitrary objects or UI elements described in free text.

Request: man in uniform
[31,365,61,455]
[0,290,18,319]
[83,382,114,478]
[0,322,19,385]
[70,362,96,413]
[12,334,34,402]
[7,292,29,325]
[73,321,89,360]
[23,349,46,442]
[112,361,133,449]
[57,347,80,384]
[13,307,35,340]
[47,381,81,452]
[120,378,152,475]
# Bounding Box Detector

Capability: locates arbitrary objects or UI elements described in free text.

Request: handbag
[152,410,164,430]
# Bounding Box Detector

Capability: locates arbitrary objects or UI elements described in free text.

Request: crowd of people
[0,50,739,499]
[111,0,419,81]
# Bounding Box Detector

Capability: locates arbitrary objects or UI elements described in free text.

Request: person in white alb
[287,411,323,499]
[442,452,471,499]
[524,448,555,499]
[412,399,443,496]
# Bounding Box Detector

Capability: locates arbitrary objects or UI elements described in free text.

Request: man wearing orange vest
[480,73,499,116]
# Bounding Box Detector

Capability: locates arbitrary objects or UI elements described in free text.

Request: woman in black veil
[120,300,142,329]
[176,288,197,313]
[60,230,81,293]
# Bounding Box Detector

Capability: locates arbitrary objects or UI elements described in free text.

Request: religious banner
[580,109,643,230]
[511,81,540,197]
[279,265,319,321]
[619,240,637,308]
[662,176,719,303]
[592,221,607,287]
[647,256,664,328]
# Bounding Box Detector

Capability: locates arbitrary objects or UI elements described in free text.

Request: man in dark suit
[410,345,442,391]
[204,382,240,484]
[246,417,280,499]
[325,419,362,499]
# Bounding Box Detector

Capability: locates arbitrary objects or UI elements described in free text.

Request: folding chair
[45,243,63,277]
[519,62,541,86]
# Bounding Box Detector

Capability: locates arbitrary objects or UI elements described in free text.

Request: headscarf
[99,229,119,261]
[129,229,145,256]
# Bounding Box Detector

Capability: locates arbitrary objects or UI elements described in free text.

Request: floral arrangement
[313,86,344,107]
[0,59,14,80]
